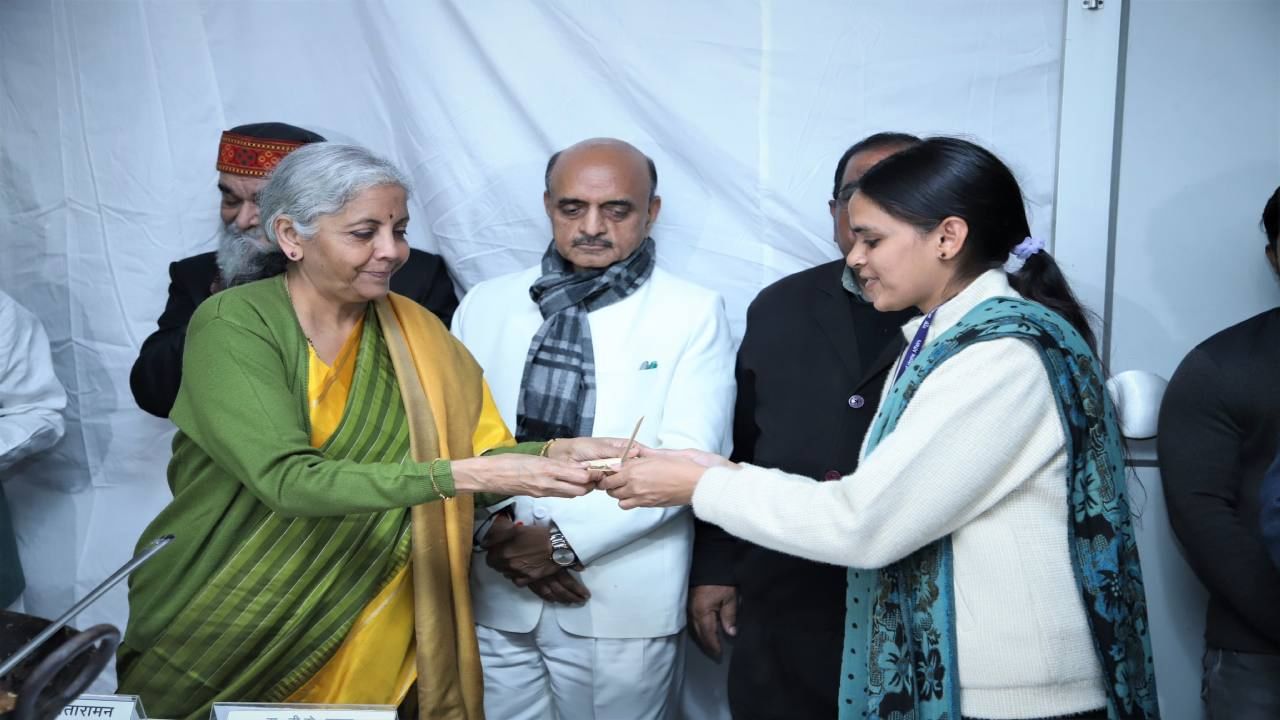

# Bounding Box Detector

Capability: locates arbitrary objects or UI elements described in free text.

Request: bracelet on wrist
[427,459,456,498]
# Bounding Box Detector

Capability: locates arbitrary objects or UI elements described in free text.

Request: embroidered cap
[216,122,326,178]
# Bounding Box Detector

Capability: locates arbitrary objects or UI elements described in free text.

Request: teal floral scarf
[838,297,1160,720]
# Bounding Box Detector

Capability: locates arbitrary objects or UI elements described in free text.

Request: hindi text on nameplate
[62,694,146,720]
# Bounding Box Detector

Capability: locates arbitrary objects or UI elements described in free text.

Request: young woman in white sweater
[601,138,1159,720]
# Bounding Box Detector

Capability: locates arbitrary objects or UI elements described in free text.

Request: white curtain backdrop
[0,0,1064,692]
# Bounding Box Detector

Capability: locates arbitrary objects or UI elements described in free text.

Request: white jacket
[453,264,735,639]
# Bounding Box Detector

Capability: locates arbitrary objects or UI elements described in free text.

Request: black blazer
[129,249,457,418]
[690,259,914,720]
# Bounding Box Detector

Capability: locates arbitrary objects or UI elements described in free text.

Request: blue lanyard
[893,308,938,383]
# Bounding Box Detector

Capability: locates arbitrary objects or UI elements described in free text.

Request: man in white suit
[452,138,735,720]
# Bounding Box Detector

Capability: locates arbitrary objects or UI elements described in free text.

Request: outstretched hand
[597,447,733,509]
[451,454,595,498]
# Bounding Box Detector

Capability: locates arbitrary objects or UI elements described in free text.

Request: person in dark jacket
[1159,183,1280,719]
[130,122,457,418]
[686,132,918,720]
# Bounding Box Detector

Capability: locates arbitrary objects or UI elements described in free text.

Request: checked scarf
[515,237,656,441]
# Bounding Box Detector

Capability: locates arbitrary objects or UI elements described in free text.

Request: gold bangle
[539,439,557,458]
[428,460,445,498]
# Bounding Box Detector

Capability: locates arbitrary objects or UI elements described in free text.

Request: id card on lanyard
[893,308,938,383]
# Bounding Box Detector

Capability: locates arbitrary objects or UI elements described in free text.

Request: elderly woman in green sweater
[118,143,627,720]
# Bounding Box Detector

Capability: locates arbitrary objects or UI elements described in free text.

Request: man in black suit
[130,122,457,418]
[687,132,919,719]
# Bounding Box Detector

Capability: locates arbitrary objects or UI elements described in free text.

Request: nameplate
[212,703,396,720]
[62,694,146,720]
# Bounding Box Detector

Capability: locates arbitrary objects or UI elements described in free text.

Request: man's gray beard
[215,223,286,288]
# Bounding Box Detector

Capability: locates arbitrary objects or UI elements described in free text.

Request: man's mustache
[572,235,612,248]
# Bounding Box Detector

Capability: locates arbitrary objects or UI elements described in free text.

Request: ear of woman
[275,215,304,261]
[935,216,969,261]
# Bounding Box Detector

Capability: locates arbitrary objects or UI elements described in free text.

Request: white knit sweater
[692,270,1106,719]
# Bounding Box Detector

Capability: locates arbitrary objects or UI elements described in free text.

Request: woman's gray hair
[259,143,411,244]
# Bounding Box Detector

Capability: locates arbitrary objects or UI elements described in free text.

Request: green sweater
[123,277,524,653]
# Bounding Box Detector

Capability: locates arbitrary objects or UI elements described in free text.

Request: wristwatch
[548,524,577,568]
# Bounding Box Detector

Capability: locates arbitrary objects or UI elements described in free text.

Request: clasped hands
[481,518,589,605]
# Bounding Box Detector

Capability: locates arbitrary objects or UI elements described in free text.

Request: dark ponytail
[1006,251,1097,352]
[855,137,1098,352]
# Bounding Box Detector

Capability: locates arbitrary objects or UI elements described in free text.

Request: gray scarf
[515,237,656,441]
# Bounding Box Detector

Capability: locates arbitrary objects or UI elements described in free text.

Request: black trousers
[1202,647,1280,720]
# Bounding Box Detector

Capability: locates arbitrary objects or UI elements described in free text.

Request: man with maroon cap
[130,122,457,418]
